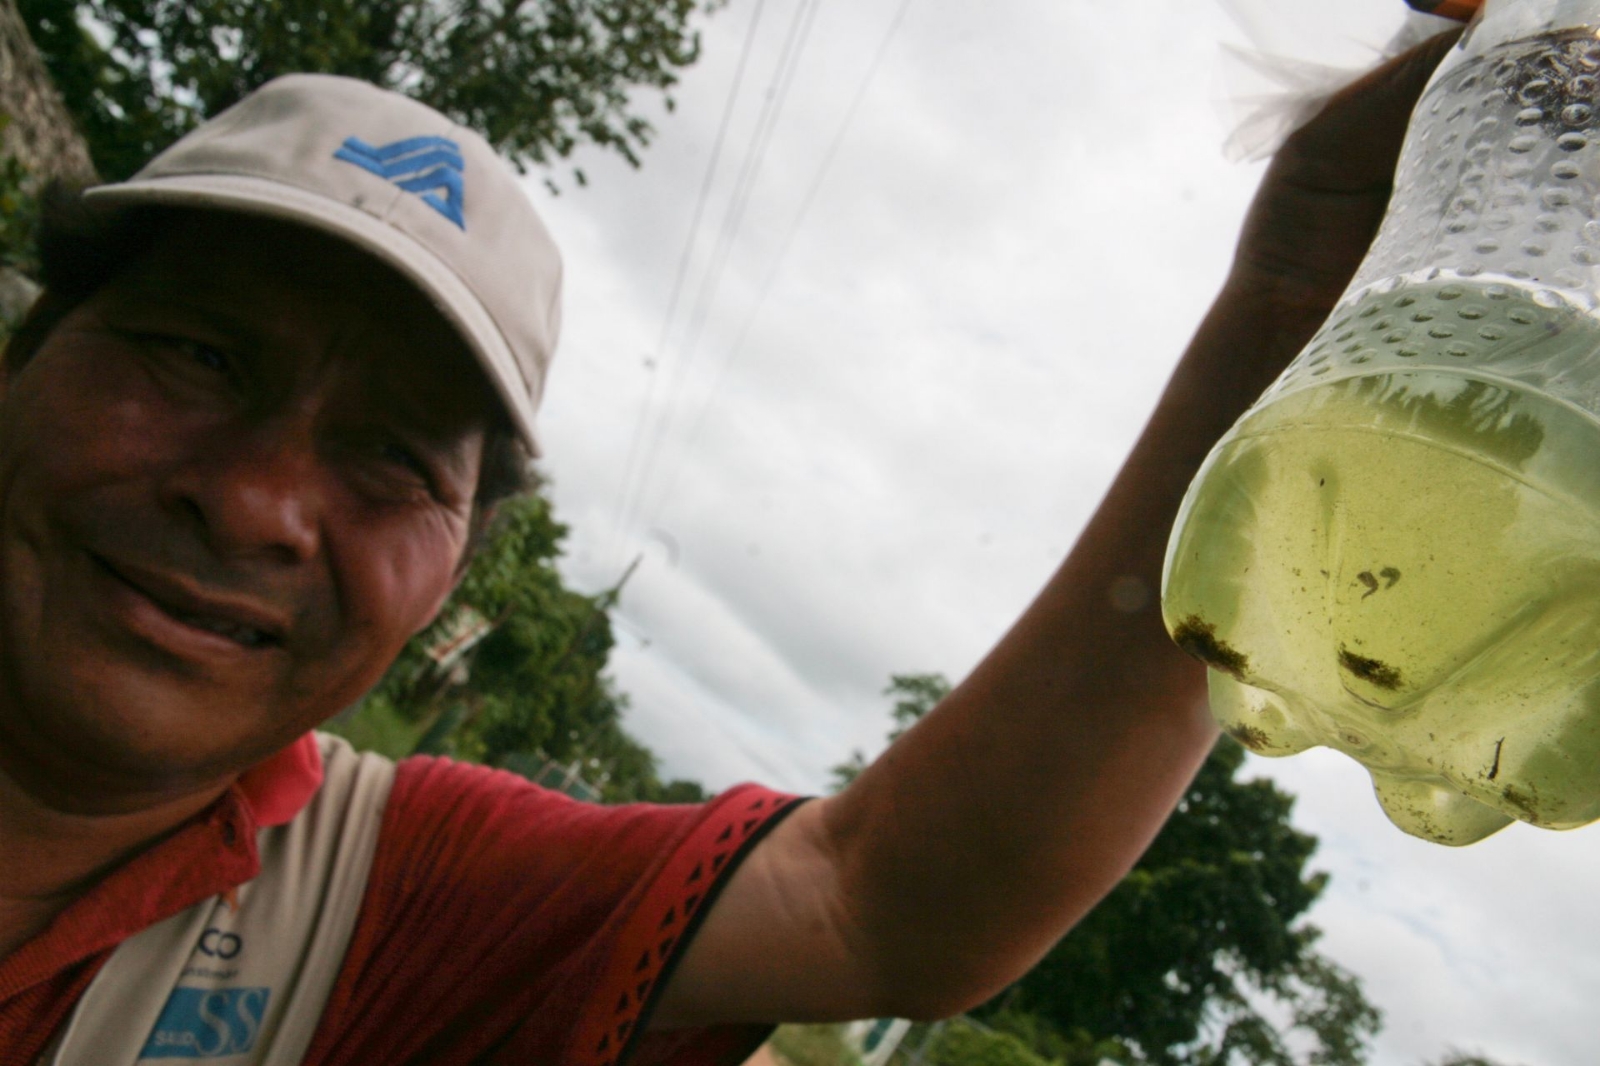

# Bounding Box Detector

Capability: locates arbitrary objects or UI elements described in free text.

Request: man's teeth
[172,610,272,647]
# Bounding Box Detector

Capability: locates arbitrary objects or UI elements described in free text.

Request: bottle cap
[1405,0,1482,22]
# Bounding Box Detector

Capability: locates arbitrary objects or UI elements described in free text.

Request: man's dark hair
[3,184,535,554]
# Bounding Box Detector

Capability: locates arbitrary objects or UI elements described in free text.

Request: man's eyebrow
[363,348,498,445]
[388,395,492,450]
[107,278,260,340]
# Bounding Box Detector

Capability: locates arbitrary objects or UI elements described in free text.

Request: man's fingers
[1228,29,1465,310]
[1276,28,1464,194]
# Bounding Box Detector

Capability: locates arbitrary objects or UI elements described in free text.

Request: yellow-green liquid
[1164,280,1600,844]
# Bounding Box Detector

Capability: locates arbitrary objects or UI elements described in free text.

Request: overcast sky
[520,2,1596,1063]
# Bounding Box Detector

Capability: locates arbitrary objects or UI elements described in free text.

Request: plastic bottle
[1162,0,1600,845]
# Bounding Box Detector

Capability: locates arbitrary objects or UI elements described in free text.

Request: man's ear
[455,503,496,580]
[404,500,492,639]
[413,524,487,639]
[414,578,466,638]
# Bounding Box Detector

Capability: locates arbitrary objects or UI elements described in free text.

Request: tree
[0,0,94,187]
[841,673,1381,1066]
[829,672,950,791]
[20,0,727,183]
[927,1020,1055,1066]
[331,493,706,805]
[1,0,94,315]
[996,735,1379,1066]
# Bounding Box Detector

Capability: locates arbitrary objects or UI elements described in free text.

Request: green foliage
[1000,736,1379,1066]
[0,117,41,279]
[322,690,433,761]
[883,672,951,742]
[20,0,727,183]
[440,494,618,763]
[0,118,42,340]
[327,494,704,804]
[770,1024,865,1066]
[828,748,868,792]
[830,672,951,791]
[927,1020,1057,1066]
[980,1009,1130,1066]
[1424,1053,1527,1066]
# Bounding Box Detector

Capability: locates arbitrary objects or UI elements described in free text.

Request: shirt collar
[233,732,324,828]
[0,735,323,998]
[0,790,260,1000]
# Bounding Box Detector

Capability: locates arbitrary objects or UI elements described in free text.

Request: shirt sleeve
[303,755,804,1066]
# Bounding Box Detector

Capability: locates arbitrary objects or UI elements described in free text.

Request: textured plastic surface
[1164,0,1600,845]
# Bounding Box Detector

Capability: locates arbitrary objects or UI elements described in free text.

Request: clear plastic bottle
[1163,0,1600,845]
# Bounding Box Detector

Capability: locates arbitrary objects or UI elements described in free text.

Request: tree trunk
[0,0,96,320]
[0,0,96,184]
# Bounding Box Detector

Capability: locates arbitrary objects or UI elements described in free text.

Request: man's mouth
[90,554,287,651]
[163,608,278,648]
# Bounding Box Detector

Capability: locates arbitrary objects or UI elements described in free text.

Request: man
[0,27,1458,1066]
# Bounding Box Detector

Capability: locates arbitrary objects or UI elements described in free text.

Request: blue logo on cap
[334,135,466,230]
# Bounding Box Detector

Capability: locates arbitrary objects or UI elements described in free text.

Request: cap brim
[84,174,543,456]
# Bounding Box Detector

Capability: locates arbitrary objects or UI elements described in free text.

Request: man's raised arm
[653,30,1462,1029]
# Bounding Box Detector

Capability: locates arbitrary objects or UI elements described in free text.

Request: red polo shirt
[0,736,801,1065]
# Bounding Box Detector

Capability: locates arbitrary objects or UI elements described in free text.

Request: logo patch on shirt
[333,135,467,230]
[138,987,271,1060]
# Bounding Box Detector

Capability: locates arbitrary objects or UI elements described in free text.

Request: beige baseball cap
[83,73,561,453]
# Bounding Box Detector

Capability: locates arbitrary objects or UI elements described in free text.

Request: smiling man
[0,35,1456,1066]
[4,213,496,791]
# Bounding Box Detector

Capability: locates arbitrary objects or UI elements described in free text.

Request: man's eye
[379,441,436,486]
[190,343,226,371]
[177,339,232,375]
[139,334,237,380]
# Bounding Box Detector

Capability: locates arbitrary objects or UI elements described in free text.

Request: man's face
[0,213,497,800]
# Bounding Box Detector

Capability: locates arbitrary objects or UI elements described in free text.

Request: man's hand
[1226,29,1464,382]
[650,30,1460,1029]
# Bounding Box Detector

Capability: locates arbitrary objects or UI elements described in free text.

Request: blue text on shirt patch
[333,135,466,230]
[138,987,271,1059]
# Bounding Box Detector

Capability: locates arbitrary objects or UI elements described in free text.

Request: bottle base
[1166,366,1600,845]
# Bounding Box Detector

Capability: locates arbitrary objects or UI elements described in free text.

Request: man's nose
[160,421,324,565]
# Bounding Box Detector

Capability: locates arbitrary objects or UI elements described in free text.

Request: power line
[725,0,919,372]
[642,0,921,537]
[617,0,823,553]
[613,0,826,558]
[606,0,771,564]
